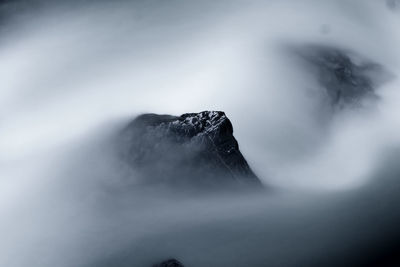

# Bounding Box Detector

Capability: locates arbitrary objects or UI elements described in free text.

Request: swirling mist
[1,0,400,266]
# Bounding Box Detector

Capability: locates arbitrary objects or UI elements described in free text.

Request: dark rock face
[119,111,262,189]
[152,259,185,267]
[296,45,389,109]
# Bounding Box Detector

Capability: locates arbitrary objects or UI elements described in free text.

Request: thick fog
[1,0,400,266]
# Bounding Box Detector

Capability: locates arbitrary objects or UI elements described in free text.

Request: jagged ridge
[119,111,262,188]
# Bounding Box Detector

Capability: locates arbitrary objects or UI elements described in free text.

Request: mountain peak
[119,111,262,189]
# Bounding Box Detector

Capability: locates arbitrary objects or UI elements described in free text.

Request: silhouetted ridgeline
[118,111,262,190]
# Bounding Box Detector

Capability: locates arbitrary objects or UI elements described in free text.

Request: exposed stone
[118,111,262,189]
[152,258,185,267]
[295,45,389,109]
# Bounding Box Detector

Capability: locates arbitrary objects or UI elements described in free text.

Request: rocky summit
[119,111,262,189]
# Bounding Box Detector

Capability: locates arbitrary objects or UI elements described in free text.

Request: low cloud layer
[1,0,400,266]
